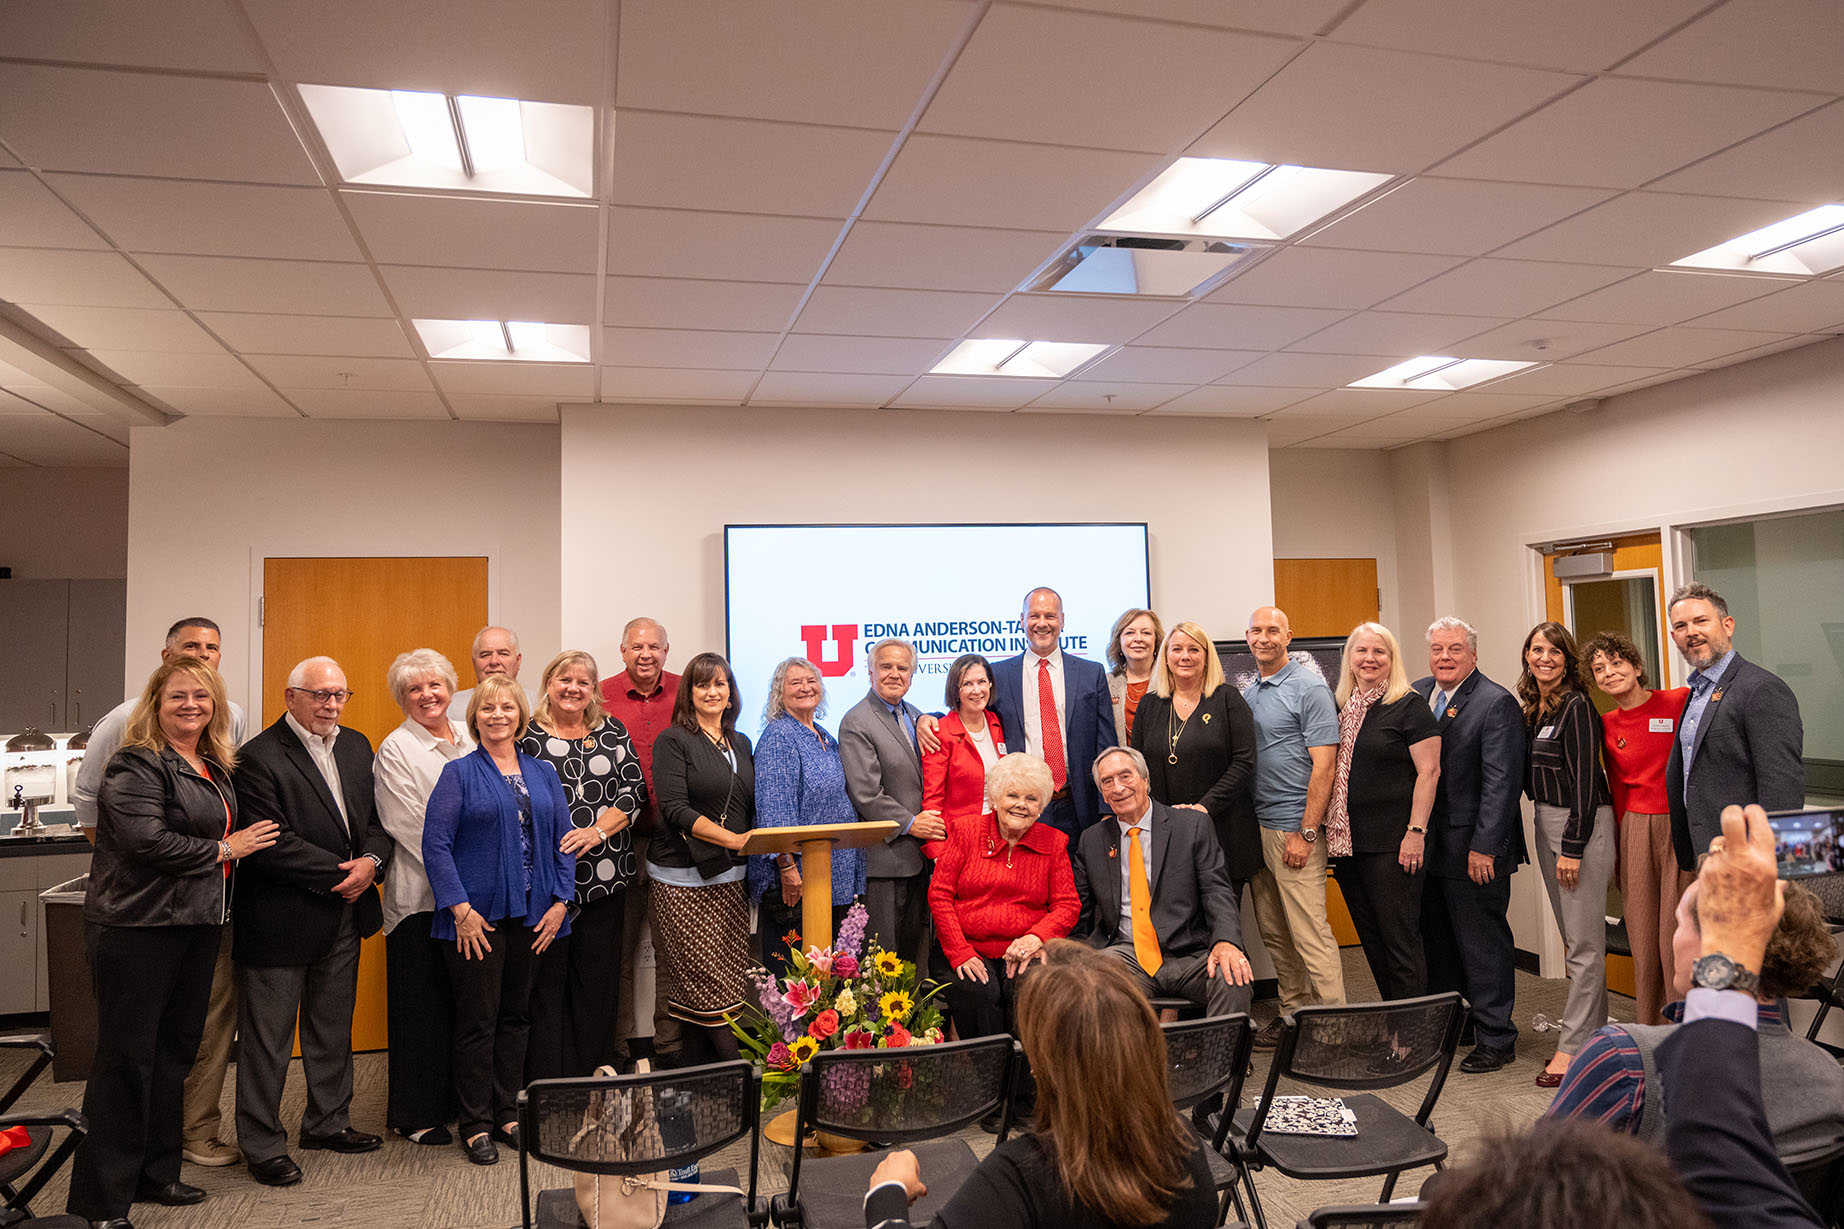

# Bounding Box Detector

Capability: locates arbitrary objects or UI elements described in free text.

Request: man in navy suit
[1413,617,1526,1074]
[986,587,1117,840]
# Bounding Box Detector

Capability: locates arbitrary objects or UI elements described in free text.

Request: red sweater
[1601,687,1689,817]
[928,814,1079,969]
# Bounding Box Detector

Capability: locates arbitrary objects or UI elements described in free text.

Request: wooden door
[259,556,488,1051]
[1274,558,1380,638]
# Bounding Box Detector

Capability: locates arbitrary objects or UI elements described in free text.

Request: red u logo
[800,624,858,677]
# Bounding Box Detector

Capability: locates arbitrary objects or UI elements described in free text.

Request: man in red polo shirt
[600,617,683,1063]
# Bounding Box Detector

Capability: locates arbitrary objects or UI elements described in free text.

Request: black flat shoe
[1459,1043,1516,1073]
[395,1125,453,1146]
[463,1133,498,1166]
[300,1127,382,1153]
[491,1122,520,1148]
[249,1155,303,1187]
[134,1179,206,1206]
[90,1219,134,1229]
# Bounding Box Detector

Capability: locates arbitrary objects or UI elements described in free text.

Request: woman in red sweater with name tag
[919,654,1007,860]
[1582,631,1692,1026]
[928,753,1079,1043]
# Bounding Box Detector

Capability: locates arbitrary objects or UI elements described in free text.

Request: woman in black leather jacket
[66,657,279,1228]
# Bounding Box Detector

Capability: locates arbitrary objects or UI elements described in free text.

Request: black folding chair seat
[1297,1201,1427,1227]
[777,1140,978,1228]
[533,1166,751,1228]
[1162,1013,1256,1226]
[1235,1094,1445,1180]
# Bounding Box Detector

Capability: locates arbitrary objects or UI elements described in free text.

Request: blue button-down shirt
[1241,659,1340,830]
[1679,649,1736,782]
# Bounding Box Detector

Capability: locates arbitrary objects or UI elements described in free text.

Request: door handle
[17,898,25,935]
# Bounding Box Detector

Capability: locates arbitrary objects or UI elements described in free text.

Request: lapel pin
[1108,846,1118,859]
[1710,689,1724,702]
[1616,737,1627,750]
[1201,713,1212,724]
[1446,706,1459,718]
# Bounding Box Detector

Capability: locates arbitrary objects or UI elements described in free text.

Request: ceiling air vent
[1029,234,1264,299]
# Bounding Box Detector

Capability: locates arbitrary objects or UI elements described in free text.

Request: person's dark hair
[1015,940,1194,1225]
[942,654,994,712]
[1579,630,1649,690]
[1688,879,1834,1001]
[1668,581,1729,618]
[1421,1118,1709,1229]
[166,617,222,643]
[1516,621,1585,727]
[671,652,739,735]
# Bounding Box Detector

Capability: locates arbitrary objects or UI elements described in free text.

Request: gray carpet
[4,948,1627,1228]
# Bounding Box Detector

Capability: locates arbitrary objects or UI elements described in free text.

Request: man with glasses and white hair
[231,656,393,1187]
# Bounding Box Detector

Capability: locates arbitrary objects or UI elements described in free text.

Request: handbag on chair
[570,1062,744,1229]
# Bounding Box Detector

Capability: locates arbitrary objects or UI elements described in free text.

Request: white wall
[0,466,127,578]
[125,418,561,719]
[1269,448,1401,633]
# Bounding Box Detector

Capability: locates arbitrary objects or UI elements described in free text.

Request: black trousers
[527,893,626,1080]
[385,911,455,1130]
[865,872,930,967]
[758,893,851,976]
[443,919,541,1137]
[1331,852,1427,1002]
[942,955,1027,1040]
[1422,870,1517,1049]
[68,922,218,1221]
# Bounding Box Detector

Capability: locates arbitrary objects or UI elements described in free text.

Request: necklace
[1167,704,1191,765]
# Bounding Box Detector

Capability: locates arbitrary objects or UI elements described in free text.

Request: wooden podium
[741,820,897,950]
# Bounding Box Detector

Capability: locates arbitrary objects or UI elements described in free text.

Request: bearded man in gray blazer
[839,638,945,964]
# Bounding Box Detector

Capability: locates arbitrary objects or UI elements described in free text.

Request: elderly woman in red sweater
[927,753,1080,1041]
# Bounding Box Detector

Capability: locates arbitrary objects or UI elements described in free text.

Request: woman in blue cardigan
[423,674,574,1167]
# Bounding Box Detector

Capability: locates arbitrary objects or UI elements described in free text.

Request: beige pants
[1621,811,1694,1026]
[1248,825,1346,1013]
[181,923,237,1146]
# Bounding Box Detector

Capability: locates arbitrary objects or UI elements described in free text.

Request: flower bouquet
[730,901,946,1108]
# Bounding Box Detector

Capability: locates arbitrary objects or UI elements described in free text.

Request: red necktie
[1037,657,1067,791]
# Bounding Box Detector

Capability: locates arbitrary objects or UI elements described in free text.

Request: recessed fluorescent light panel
[414,319,592,363]
[931,339,1108,378]
[299,85,594,197]
[1098,158,1392,241]
[1033,235,1261,298]
[1350,356,1538,391]
[1672,204,1844,276]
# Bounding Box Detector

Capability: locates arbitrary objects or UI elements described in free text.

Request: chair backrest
[1162,1014,1254,1113]
[1785,1137,1844,1226]
[1298,1201,1427,1227]
[1802,927,1843,1050]
[0,1108,87,1218]
[0,1035,54,1118]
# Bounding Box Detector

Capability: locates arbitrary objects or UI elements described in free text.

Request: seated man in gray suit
[839,638,945,964]
[1072,746,1255,1020]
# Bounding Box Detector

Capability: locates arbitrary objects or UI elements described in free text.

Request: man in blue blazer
[986,587,1117,840]
[1413,617,1526,1074]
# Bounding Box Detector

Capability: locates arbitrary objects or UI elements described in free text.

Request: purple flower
[837,902,869,959]
[749,967,803,1042]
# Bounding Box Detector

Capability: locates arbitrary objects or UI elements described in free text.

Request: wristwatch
[1299,827,1319,843]
[1691,952,1761,995]
[1407,823,1427,834]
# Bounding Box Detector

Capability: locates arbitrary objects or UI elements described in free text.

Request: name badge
[1537,725,1556,740]
[1648,717,1674,733]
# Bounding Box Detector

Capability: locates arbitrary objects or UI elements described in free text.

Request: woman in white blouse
[373,648,474,1146]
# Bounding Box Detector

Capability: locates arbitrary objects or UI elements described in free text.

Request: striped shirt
[1524,688,1611,858]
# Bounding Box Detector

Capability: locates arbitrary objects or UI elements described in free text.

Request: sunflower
[874,951,904,977]
[788,1036,820,1065]
[878,989,914,1022]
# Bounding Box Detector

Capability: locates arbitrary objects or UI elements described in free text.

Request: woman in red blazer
[920,654,1006,859]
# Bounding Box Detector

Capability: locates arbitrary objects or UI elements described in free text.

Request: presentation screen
[725,523,1150,741]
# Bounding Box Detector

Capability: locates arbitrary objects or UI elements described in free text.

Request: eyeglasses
[289,688,354,704]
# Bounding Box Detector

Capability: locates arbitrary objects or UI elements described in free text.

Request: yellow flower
[789,1036,820,1065]
[834,988,857,1017]
[874,951,904,977]
[879,990,914,1022]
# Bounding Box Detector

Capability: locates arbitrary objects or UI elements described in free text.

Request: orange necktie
[1127,826,1162,976]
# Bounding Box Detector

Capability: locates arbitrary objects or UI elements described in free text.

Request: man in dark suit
[232,656,391,1186]
[988,587,1116,840]
[1665,583,1805,872]
[1413,617,1526,1074]
[1072,747,1254,1019]
[839,637,945,964]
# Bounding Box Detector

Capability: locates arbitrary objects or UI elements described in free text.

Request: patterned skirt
[649,878,749,1026]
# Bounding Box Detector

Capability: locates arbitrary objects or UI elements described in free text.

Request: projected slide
[725,523,1149,740]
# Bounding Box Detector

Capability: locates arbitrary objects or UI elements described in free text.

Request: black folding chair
[1161,1013,1256,1226]
[0,1033,72,1224]
[1228,993,1466,1229]
[0,1108,87,1229]
[517,1059,766,1228]
[1785,1137,1844,1228]
[773,1034,1018,1229]
[1800,925,1844,1061]
[1297,1201,1427,1228]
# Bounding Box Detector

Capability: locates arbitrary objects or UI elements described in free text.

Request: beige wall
[125,417,561,720]
[1269,448,1402,634]
[0,466,127,579]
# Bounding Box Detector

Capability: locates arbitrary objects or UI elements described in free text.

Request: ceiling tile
[889,375,1052,409]
[87,348,262,389]
[1480,362,1675,396]
[1022,382,1193,411]
[47,176,360,261]
[1294,425,1422,447]
[616,0,973,128]
[136,385,300,417]
[0,171,109,248]
[0,66,317,185]
[1031,0,1347,36]
[611,113,893,218]
[19,305,221,352]
[1377,258,1639,317]
[1208,248,1463,309]
[195,313,414,357]
[382,266,596,321]
[242,0,610,104]
[1651,100,1844,205]
[1135,303,1351,350]
[970,294,1182,344]
[428,362,594,397]
[1690,334,1826,368]
[0,248,171,308]
[862,135,1160,230]
[1275,388,1442,416]
[0,0,265,73]
[917,6,1298,153]
[603,277,804,332]
[768,334,951,376]
[1301,178,1615,256]
[1570,326,1794,368]
[1189,43,1581,173]
[1536,269,1786,326]
[601,328,782,370]
[1495,191,1807,266]
[1216,351,1403,388]
[446,393,562,422]
[1283,310,1508,356]
[1327,0,1705,71]
[244,355,434,391]
[1434,78,1826,189]
[1377,391,1563,422]
[284,387,450,419]
[1268,417,1358,443]
[344,193,599,273]
[598,367,756,403]
[1147,385,1313,416]
[749,372,912,405]
[1071,346,1260,384]
[138,255,391,316]
[794,287,1003,338]
[1617,0,1844,93]
[0,413,131,464]
[1445,318,1653,361]
[1684,280,1844,333]
[606,208,843,284]
[823,221,1066,294]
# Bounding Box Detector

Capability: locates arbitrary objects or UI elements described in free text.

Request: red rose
[809,1009,840,1040]
[885,1022,912,1048]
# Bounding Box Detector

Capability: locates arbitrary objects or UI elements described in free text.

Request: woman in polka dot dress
[518,650,646,1078]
